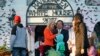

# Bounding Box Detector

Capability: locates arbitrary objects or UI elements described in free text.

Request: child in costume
[55,34,65,56]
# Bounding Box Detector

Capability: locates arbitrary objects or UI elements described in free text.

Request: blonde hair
[47,21,55,27]
[47,19,56,29]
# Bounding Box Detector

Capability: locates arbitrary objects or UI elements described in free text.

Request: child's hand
[81,49,84,54]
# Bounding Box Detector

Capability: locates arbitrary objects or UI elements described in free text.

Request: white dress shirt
[57,29,62,34]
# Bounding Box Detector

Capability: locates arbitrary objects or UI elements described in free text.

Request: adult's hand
[69,47,72,53]
[81,49,84,54]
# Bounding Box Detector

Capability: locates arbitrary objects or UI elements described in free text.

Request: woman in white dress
[67,20,76,56]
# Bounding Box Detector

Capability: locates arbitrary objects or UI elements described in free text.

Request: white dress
[67,28,76,56]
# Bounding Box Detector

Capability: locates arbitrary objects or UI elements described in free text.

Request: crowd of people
[10,13,100,56]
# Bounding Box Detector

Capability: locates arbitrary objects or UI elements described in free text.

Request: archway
[26,0,74,56]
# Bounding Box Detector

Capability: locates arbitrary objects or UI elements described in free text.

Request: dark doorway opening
[35,25,46,56]
[35,25,46,42]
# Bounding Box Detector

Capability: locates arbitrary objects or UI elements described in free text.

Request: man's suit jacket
[61,29,69,43]
[60,29,69,50]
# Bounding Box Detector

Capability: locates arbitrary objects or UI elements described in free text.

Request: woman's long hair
[73,13,89,50]
[73,13,84,33]
[47,20,57,34]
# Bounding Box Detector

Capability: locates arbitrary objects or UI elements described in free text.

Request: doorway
[27,25,46,56]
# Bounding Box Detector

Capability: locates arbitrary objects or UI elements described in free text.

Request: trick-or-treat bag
[46,48,61,56]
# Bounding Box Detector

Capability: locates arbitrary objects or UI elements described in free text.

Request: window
[0,0,6,8]
[85,0,100,6]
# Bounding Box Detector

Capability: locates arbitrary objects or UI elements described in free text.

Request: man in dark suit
[56,20,69,56]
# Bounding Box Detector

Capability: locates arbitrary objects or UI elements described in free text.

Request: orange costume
[44,27,56,46]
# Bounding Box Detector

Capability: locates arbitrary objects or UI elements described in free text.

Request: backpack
[13,26,27,48]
